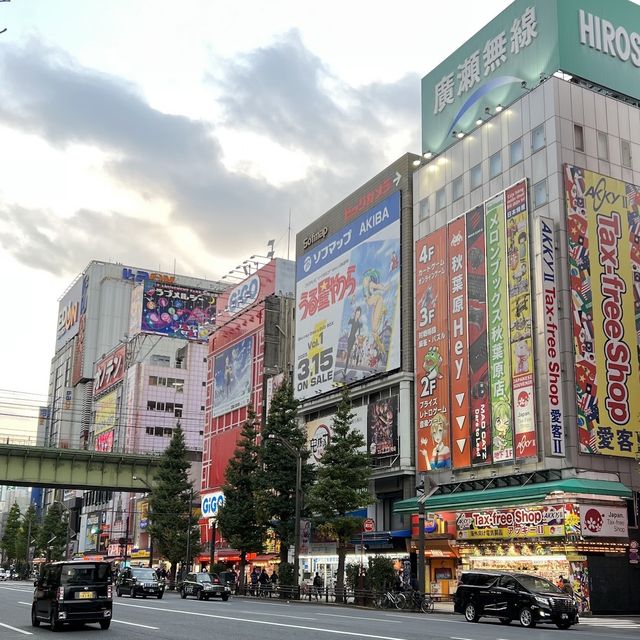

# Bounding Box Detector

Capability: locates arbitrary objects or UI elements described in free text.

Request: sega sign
[227,274,260,317]
[201,491,225,518]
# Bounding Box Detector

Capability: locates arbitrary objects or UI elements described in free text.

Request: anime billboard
[139,281,217,341]
[94,390,117,436]
[367,396,398,460]
[565,164,640,458]
[294,192,401,400]
[306,406,368,466]
[212,335,254,418]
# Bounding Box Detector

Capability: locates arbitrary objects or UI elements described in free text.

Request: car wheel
[116,587,122,597]
[519,607,536,628]
[222,595,229,602]
[157,593,163,600]
[99,620,111,630]
[50,608,62,632]
[197,590,204,601]
[180,588,187,599]
[556,621,572,630]
[31,605,40,627]
[464,602,480,623]
[499,618,512,625]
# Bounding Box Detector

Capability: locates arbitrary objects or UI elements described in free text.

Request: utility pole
[185,488,194,575]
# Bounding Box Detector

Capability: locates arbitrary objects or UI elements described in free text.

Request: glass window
[163,428,173,436]
[156,402,165,412]
[510,138,523,165]
[470,163,482,190]
[201,405,205,412]
[147,401,156,411]
[574,124,584,151]
[166,403,174,413]
[452,176,463,201]
[531,124,545,152]
[622,140,632,168]
[154,427,163,436]
[533,179,548,208]
[146,427,154,435]
[489,151,502,178]
[149,376,157,386]
[158,377,167,387]
[419,197,430,220]
[436,187,446,210]
[175,404,183,418]
[597,131,609,160]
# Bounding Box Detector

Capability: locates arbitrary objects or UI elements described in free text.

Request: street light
[185,488,195,576]
[267,433,302,595]
[133,476,154,568]
[416,478,438,593]
[53,501,72,561]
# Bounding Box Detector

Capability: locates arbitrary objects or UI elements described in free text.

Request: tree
[16,504,39,574]
[1,503,21,565]
[260,380,314,566]
[148,424,200,585]
[306,385,372,602]
[37,503,68,562]
[217,407,266,592]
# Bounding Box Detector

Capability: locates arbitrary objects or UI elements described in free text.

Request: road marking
[234,609,317,620]
[112,619,159,629]
[115,602,410,640]
[0,586,34,593]
[0,621,32,635]
[318,613,398,624]
[450,637,475,640]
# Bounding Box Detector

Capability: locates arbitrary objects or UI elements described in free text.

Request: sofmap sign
[421,0,640,155]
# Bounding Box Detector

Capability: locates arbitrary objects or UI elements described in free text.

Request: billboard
[56,276,83,352]
[580,504,628,538]
[71,273,90,386]
[212,335,254,417]
[367,396,398,460]
[306,405,367,466]
[93,344,126,397]
[565,164,640,458]
[294,192,401,399]
[415,227,451,471]
[94,390,117,435]
[95,430,114,452]
[138,281,217,341]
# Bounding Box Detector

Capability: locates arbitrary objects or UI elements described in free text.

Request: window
[470,163,482,190]
[154,427,164,436]
[436,187,446,210]
[146,427,154,435]
[200,405,205,411]
[574,124,584,151]
[533,179,548,208]
[452,176,463,201]
[166,402,174,413]
[597,131,609,160]
[419,197,430,220]
[149,376,158,386]
[531,124,545,152]
[489,152,502,179]
[163,428,173,436]
[175,404,183,418]
[158,377,167,386]
[509,138,523,165]
[150,354,170,367]
[622,140,632,168]
[147,401,156,411]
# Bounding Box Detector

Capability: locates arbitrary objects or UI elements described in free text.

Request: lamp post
[185,488,194,576]
[53,501,72,561]
[209,517,217,571]
[133,476,154,568]
[416,478,438,594]
[267,434,302,595]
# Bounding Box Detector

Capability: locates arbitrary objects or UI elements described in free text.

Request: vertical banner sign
[415,227,451,471]
[505,180,537,460]
[448,216,471,468]
[539,217,565,456]
[485,194,513,462]
[565,164,640,458]
[466,205,491,465]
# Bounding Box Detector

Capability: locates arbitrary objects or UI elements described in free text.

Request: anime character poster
[565,164,640,458]
[505,180,537,460]
[485,193,513,462]
[212,335,254,417]
[140,281,217,341]
[447,215,471,469]
[415,226,451,472]
[466,205,492,465]
[367,396,398,459]
[294,192,401,400]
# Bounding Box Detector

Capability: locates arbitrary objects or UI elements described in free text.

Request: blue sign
[201,492,225,518]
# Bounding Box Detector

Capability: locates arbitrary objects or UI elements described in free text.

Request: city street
[0,582,639,640]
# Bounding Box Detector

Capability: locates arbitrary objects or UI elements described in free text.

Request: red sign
[93,344,126,396]
[344,177,394,221]
[363,518,375,532]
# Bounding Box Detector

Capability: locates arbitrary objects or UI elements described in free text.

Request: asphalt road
[0,581,638,640]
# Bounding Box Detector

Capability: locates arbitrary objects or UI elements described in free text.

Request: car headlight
[535,596,551,607]
[204,584,212,590]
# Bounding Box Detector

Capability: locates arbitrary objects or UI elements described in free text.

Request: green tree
[148,424,200,585]
[1,503,21,564]
[37,503,68,561]
[16,504,40,572]
[217,407,266,592]
[306,385,372,602]
[261,380,314,566]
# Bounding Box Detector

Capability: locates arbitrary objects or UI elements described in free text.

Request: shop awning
[394,478,632,514]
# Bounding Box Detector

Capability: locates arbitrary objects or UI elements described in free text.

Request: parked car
[454,570,578,629]
[0,569,8,581]
[180,572,231,601]
[116,566,164,599]
[31,560,113,630]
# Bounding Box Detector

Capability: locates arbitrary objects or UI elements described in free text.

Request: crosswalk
[577,617,640,630]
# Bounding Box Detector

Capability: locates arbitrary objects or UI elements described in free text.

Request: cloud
[0,36,419,278]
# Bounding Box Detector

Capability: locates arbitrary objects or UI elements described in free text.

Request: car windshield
[60,564,111,585]
[517,575,562,594]
[197,574,212,583]
[132,569,157,580]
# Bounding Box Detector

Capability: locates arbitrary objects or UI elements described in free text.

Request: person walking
[312,572,323,600]
[250,567,259,596]
[258,568,270,596]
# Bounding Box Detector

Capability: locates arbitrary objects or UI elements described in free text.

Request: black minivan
[32,560,113,630]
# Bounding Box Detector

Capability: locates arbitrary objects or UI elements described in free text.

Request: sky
[0,0,516,440]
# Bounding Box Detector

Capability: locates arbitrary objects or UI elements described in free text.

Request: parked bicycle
[374,590,407,609]
[404,590,434,613]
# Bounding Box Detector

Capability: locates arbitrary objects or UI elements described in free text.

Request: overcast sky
[0,0,518,438]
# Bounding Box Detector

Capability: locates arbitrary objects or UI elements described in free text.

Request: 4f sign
[201,492,225,518]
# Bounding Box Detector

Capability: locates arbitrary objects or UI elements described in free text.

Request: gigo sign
[201,491,225,518]
[227,274,261,317]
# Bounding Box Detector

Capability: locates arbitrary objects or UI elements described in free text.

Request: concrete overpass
[0,444,162,490]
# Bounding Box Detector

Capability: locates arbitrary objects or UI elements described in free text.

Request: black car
[116,566,164,599]
[180,572,231,601]
[32,560,113,631]
[454,570,579,629]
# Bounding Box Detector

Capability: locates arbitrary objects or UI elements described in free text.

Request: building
[394,0,640,614]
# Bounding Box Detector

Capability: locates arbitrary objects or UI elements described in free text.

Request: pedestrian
[258,568,270,596]
[561,578,574,598]
[250,567,259,596]
[270,570,278,593]
[312,572,323,600]
[557,574,564,589]
[393,570,403,593]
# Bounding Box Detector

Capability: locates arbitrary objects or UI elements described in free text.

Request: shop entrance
[588,555,640,615]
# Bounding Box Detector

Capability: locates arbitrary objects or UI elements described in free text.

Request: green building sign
[421,0,640,155]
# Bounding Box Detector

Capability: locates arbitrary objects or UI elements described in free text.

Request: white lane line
[318,613,398,624]
[115,601,409,640]
[112,619,159,630]
[383,613,469,624]
[450,637,475,640]
[0,621,32,635]
[18,602,31,605]
[234,609,317,620]
[0,586,34,593]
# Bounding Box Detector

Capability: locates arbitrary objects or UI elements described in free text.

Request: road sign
[363,518,375,532]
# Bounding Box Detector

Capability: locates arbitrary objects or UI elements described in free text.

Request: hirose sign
[421,0,640,155]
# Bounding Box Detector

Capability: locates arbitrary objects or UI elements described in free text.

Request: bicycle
[374,590,407,609]
[404,590,434,613]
